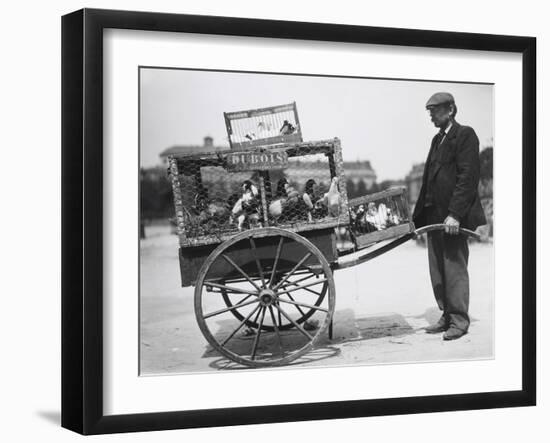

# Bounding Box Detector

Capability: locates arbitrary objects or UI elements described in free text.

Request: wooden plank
[223,112,234,149]
[331,138,349,220]
[171,139,336,162]
[293,101,301,134]
[258,175,269,225]
[178,214,348,248]
[225,103,296,119]
[354,223,415,249]
[230,133,302,151]
[261,170,272,200]
[226,150,289,171]
[349,186,408,207]
[178,229,337,287]
[168,157,187,242]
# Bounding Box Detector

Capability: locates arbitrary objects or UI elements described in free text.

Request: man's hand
[444,215,460,235]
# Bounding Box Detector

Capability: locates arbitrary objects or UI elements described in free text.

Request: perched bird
[376,202,389,230]
[364,202,379,229]
[268,178,288,218]
[230,180,261,231]
[362,202,391,231]
[351,204,377,233]
[385,204,402,226]
[269,178,299,219]
[351,204,365,231]
[301,179,317,222]
[193,193,231,232]
[279,120,296,135]
[320,177,341,217]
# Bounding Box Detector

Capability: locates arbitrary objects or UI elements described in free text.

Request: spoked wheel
[194,228,335,368]
[219,265,329,331]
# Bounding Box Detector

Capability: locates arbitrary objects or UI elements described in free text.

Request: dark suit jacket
[413,121,487,230]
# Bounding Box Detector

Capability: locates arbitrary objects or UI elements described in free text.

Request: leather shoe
[425,323,447,334]
[443,327,467,341]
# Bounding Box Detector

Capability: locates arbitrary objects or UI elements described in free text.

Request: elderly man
[413,92,486,341]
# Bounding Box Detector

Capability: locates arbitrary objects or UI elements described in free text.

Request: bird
[279,120,296,135]
[350,204,377,233]
[320,177,341,217]
[268,178,290,218]
[230,180,261,230]
[301,179,317,222]
[268,178,300,219]
[376,202,389,230]
[193,193,231,232]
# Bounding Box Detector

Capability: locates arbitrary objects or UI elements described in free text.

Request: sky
[140,68,493,181]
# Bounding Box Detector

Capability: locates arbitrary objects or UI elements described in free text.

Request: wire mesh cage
[224,102,302,150]
[168,139,349,247]
[348,187,414,248]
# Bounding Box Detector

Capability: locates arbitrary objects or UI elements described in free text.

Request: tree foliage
[479,146,493,181]
[140,167,174,220]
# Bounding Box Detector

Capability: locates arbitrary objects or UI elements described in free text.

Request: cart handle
[414,224,481,241]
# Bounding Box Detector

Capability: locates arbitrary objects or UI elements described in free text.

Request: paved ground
[140,225,494,374]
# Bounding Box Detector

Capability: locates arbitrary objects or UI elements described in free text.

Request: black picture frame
[61,8,536,435]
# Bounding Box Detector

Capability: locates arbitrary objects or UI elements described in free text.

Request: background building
[159,136,226,165]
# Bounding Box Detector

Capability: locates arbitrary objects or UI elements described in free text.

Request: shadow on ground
[411,306,478,326]
[202,308,431,369]
[322,309,414,346]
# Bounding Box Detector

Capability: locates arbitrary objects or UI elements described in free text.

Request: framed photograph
[62,8,536,435]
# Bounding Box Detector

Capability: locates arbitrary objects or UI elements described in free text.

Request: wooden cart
[167,104,479,368]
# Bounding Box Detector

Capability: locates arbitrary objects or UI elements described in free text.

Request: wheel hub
[258,289,277,306]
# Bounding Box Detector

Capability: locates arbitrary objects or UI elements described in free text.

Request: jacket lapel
[427,122,460,181]
[438,121,459,152]
[421,134,440,185]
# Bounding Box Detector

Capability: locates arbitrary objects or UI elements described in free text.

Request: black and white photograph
[0,0,545,439]
[139,68,494,373]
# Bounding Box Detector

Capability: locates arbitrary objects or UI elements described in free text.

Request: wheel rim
[194,228,335,368]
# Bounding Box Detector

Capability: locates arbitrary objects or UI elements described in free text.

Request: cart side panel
[179,229,337,287]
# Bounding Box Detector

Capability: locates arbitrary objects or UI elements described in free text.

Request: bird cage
[167,139,349,248]
[348,187,414,248]
[224,102,303,150]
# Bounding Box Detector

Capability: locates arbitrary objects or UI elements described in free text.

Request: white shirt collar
[443,121,453,134]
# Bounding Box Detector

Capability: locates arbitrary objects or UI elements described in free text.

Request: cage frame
[347,186,415,248]
[224,102,303,150]
[168,138,349,249]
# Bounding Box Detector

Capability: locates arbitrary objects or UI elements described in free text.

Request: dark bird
[279,120,296,135]
[301,179,316,222]
[230,180,261,230]
[193,193,231,230]
[269,178,299,219]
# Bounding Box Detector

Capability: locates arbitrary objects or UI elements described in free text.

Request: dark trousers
[425,210,470,332]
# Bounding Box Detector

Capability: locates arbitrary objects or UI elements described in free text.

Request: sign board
[225,150,288,171]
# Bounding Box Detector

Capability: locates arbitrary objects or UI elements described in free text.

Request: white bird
[322,177,341,217]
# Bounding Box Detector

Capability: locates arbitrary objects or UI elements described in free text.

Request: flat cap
[425,92,455,108]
